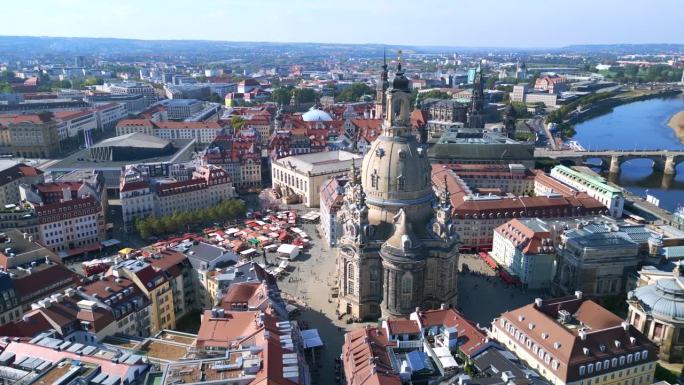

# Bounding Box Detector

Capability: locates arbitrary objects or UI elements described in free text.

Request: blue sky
[1,0,681,47]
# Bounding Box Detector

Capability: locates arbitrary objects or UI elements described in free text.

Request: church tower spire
[375,48,390,119]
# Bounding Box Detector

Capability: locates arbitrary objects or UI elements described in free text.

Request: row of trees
[335,83,374,102]
[134,199,247,239]
[607,64,683,84]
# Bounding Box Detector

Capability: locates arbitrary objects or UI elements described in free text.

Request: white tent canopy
[301,329,323,348]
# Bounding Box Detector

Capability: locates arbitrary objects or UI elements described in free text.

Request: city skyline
[1,0,682,48]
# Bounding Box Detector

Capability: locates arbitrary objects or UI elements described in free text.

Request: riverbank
[668,110,684,143]
[568,88,683,125]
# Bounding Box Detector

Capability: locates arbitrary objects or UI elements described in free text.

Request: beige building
[271,150,361,207]
[0,114,61,158]
[109,259,175,334]
[336,64,460,320]
[492,294,657,385]
[627,263,684,363]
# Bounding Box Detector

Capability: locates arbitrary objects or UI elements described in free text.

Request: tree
[0,84,12,93]
[335,83,374,102]
[418,90,451,101]
[292,88,319,103]
[271,87,292,105]
[208,94,224,103]
[135,218,153,239]
[509,102,531,119]
[231,116,246,131]
[0,70,15,83]
[83,77,104,86]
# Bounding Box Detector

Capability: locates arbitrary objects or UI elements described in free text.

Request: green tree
[231,116,246,131]
[0,84,12,93]
[0,70,15,83]
[509,102,531,119]
[418,90,451,101]
[292,88,319,103]
[135,218,153,239]
[208,94,224,103]
[335,83,374,102]
[271,87,292,105]
[83,77,104,86]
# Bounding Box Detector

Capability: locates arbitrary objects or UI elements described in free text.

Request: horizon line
[1,34,683,51]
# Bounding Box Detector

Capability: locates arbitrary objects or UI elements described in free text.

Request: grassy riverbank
[668,110,684,143]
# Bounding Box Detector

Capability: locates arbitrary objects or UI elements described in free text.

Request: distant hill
[0,36,682,57]
[560,43,684,54]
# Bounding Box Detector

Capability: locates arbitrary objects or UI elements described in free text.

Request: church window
[371,171,379,188]
[397,175,405,191]
[346,263,355,296]
[401,273,413,308]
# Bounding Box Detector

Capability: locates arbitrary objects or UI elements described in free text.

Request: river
[572,93,684,212]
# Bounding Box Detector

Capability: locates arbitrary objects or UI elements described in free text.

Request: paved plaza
[268,218,544,384]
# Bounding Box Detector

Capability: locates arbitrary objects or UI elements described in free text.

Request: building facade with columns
[336,63,460,321]
[627,264,684,363]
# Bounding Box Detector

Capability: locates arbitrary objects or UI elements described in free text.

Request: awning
[240,248,257,255]
[58,243,103,258]
[301,329,323,348]
[101,239,120,247]
[479,252,498,269]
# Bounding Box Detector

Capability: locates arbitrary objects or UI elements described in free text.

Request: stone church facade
[336,62,460,320]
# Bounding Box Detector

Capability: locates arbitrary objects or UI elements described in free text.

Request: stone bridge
[535,149,684,175]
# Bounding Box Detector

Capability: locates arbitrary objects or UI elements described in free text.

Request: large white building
[116,119,223,144]
[550,165,624,217]
[319,176,347,246]
[94,102,127,130]
[271,150,362,207]
[106,81,157,106]
[491,218,556,289]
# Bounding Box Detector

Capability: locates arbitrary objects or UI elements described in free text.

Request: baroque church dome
[360,65,434,236]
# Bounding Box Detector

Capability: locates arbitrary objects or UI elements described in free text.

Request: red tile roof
[342,326,401,385]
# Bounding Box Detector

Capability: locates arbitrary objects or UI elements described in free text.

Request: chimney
[440,303,447,310]
[579,330,587,341]
[621,321,629,331]
[575,291,583,300]
[534,298,543,308]
[62,186,71,202]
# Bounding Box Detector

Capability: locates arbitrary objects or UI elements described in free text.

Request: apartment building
[78,275,152,338]
[20,175,106,254]
[0,162,43,206]
[491,218,556,289]
[319,176,347,246]
[202,132,262,191]
[109,259,175,334]
[492,294,657,385]
[119,163,235,231]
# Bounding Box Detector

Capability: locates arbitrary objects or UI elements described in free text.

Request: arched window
[401,273,413,308]
[397,175,405,191]
[346,263,355,296]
